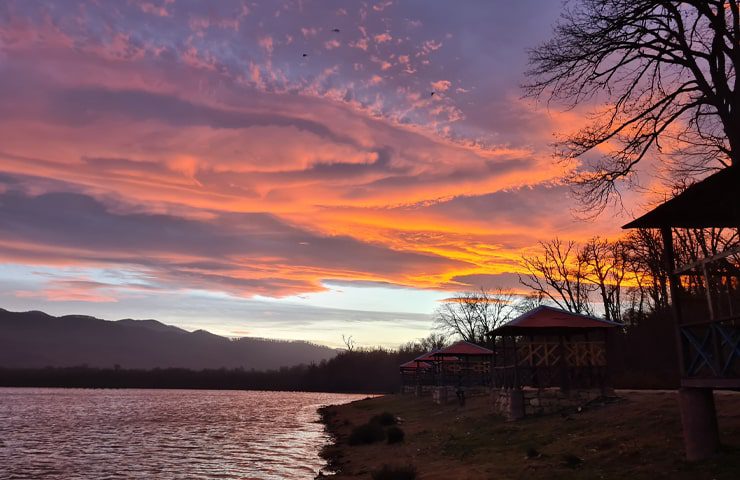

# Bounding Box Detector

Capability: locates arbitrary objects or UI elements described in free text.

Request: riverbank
[318,390,740,479]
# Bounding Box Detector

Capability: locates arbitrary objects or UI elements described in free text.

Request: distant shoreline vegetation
[0,349,413,393]
[0,365,386,393]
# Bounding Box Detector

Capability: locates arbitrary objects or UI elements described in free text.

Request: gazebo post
[601,328,613,395]
[511,337,521,390]
[492,334,497,388]
[662,226,720,461]
[558,334,569,393]
[661,227,686,376]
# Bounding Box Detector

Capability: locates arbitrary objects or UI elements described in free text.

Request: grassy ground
[318,390,740,479]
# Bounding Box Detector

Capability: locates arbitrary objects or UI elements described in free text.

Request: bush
[348,422,385,445]
[386,426,405,444]
[562,453,583,468]
[371,464,417,480]
[371,411,397,426]
[525,446,541,459]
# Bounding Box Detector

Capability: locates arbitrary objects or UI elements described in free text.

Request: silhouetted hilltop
[0,308,338,370]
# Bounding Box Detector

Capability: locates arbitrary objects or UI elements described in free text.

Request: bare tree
[519,238,596,314]
[579,237,631,322]
[673,226,740,294]
[624,228,669,313]
[513,291,547,314]
[434,288,516,343]
[341,334,356,352]
[418,332,449,351]
[525,0,739,212]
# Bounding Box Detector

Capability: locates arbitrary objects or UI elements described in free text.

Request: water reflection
[0,388,365,479]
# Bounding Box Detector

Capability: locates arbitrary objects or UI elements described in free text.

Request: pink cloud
[138,2,170,17]
[374,33,392,43]
[324,39,341,50]
[431,80,452,92]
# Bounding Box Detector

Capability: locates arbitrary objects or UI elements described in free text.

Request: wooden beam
[673,244,740,274]
[681,377,740,389]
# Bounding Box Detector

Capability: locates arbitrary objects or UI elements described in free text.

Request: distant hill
[0,308,338,370]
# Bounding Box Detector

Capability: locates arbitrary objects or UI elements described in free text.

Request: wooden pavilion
[488,306,619,390]
[487,306,619,418]
[399,349,460,395]
[623,165,740,461]
[430,340,493,388]
[401,341,493,403]
[399,358,433,395]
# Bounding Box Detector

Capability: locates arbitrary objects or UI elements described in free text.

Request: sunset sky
[0,0,651,347]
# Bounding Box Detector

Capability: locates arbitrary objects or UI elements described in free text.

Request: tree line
[433,226,739,344]
[0,349,420,393]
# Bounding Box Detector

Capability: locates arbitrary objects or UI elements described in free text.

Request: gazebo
[431,340,493,387]
[399,350,460,396]
[487,306,619,419]
[399,359,433,395]
[424,341,493,404]
[623,165,740,461]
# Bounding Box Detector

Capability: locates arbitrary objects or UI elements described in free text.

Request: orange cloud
[0,0,634,307]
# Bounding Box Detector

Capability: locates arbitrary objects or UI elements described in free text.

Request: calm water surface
[0,388,366,479]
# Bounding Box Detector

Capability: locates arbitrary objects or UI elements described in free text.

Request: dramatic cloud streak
[0,0,637,345]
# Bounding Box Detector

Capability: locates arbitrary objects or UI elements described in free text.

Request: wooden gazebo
[430,341,493,387]
[399,359,433,394]
[623,165,740,461]
[488,306,619,392]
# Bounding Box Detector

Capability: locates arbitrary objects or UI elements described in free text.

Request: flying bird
[332,28,340,33]
[302,53,308,57]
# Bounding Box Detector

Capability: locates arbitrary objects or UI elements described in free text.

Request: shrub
[386,426,405,444]
[525,446,541,459]
[371,411,397,426]
[371,464,417,480]
[562,453,583,468]
[348,422,385,445]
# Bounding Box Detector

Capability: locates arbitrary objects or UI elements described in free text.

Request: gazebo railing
[493,363,608,390]
[434,360,492,387]
[671,246,740,388]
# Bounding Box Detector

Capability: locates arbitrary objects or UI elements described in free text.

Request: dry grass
[319,390,740,480]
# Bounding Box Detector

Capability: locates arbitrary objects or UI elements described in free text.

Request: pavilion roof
[489,305,620,336]
[623,166,740,229]
[414,350,438,361]
[399,360,432,370]
[433,340,493,356]
[414,350,460,362]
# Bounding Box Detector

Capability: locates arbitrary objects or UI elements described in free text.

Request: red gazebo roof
[399,360,432,370]
[489,305,620,335]
[433,340,493,356]
[414,350,459,362]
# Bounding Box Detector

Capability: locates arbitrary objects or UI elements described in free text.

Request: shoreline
[317,390,740,479]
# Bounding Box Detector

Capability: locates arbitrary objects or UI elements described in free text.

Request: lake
[0,388,366,479]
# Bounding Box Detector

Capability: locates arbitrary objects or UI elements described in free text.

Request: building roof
[489,305,620,335]
[623,166,740,229]
[399,360,432,370]
[414,350,439,361]
[433,340,493,356]
[414,350,459,362]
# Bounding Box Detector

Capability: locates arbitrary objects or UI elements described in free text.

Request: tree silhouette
[526,0,739,212]
[519,238,596,315]
[341,334,356,352]
[434,288,515,343]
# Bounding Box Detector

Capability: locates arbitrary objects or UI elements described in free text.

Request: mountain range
[0,308,338,370]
